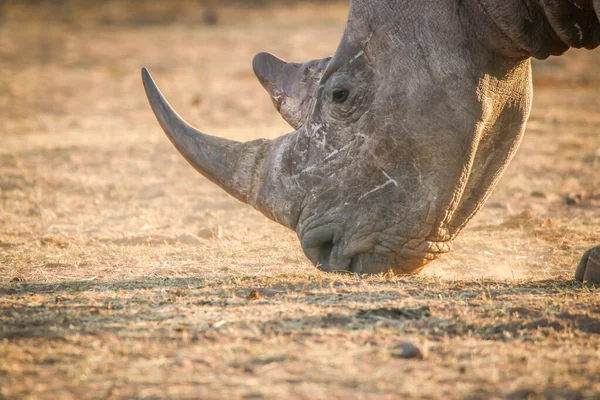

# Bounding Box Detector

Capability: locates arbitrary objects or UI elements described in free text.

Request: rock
[0,241,17,249]
[43,262,71,269]
[390,342,424,360]
[245,290,263,301]
[245,288,284,300]
[28,206,41,216]
[357,306,431,320]
[565,192,584,206]
[486,201,509,210]
[261,288,284,297]
[112,234,172,246]
[197,226,223,239]
[530,190,547,199]
[575,245,600,284]
[190,94,203,107]
[175,233,203,245]
[140,187,166,199]
[202,8,219,25]
[322,313,353,326]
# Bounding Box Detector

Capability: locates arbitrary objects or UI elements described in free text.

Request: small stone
[565,193,584,206]
[190,94,203,107]
[175,233,203,245]
[357,306,430,320]
[530,190,547,199]
[487,201,508,209]
[261,288,285,297]
[28,206,41,216]
[196,228,212,239]
[242,393,264,400]
[246,290,263,301]
[140,187,166,199]
[197,226,223,239]
[520,209,534,219]
[202,8,219,25]
[390,342,424,360]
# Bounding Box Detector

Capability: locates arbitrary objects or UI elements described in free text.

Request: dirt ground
[1,2,599,399]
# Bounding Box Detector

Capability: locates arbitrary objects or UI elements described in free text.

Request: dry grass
[1,2,599,399]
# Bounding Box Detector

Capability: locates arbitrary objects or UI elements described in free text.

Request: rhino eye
[332,89,349,103]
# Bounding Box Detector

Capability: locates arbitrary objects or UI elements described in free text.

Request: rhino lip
[314,239,453,275]
[301,212,454,274]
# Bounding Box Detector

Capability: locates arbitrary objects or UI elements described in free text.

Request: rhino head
[143,0,600,274]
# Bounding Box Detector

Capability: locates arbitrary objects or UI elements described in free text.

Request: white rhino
[142,0,600,282]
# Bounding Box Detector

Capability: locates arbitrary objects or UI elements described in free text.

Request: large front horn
[142,68,271,205]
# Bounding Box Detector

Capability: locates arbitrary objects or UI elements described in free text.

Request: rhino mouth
[303,228,453,274]
[317,246,453,274]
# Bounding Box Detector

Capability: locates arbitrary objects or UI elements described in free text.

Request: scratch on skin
[325,143,352,161]
[300,164,316,174]
[311,123,328,148]
[349,50,365,63]
[311,123,323,137]
[348,32,372,64]
[358,171,398,201]
[290,164,317,180]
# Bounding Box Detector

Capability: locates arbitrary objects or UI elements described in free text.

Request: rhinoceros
[142,0,600,283]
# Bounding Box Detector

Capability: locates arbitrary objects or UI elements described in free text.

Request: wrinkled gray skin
[143,0,600,281]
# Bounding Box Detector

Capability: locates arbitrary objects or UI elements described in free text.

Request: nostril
[302,228,353,272]
[319,240,334,270]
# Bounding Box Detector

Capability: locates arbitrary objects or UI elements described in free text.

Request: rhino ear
[253,53,285,92]
[252,52,306,129]
[252,52,287,107]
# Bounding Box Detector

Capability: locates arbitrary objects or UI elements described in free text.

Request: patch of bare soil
[0,2,599,399]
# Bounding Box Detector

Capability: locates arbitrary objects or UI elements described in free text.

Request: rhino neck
[370,2,535,243]
[463,0,600,59]
[446,57,533,236]
[439,0,598,236]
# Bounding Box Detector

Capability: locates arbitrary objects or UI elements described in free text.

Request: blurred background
[0,0,347,138]
[1,0,598,137]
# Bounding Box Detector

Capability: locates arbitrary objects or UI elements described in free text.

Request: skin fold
[143,0,600,282]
